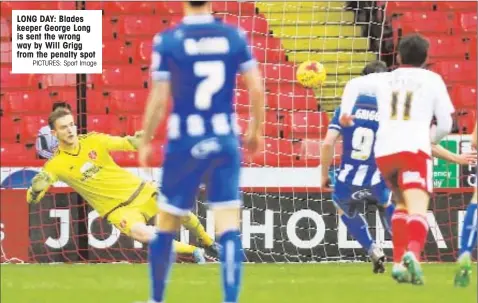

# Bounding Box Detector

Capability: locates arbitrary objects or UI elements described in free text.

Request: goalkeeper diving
[26,107,217,263]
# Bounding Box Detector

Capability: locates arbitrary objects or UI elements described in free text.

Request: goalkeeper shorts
[107,186,159,236]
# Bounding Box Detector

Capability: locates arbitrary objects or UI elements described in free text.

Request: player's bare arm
[139,81,171,167]
[241,66,265,155]
[431,76,454,144]
[431,144,476,165]
[320,129,341,188]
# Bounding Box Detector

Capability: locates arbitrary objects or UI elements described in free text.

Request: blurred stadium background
[0,1,476,302]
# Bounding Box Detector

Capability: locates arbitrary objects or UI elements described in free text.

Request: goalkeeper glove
[28,171,51,203]
[128,130,154,149]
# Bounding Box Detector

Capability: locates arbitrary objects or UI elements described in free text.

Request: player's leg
[158,190,217,255]
[388,187,412,283]
[112,191,203,259]
[375,155,411,282]
[212,206,242,303]
[398,151,433,285]
[147,155,204,303]
[372,181,395,234]
[333,184,384,273]
[148,210,182,303]
[400,188,429,285]
[208,148,243,303]
[455,189,477,287]
[333,186,374,255]
[339,211,375,255]
[180,212,217,249]
[340,210,386,274]
[107,203,201,260]
[129,220,200,255]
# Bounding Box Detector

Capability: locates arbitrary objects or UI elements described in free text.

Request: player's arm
[237,29,264,152]
[26,165,58,204]
[340,74,381,127]
[320,130,341,187]
[431,144,476,165]
[340,78,359,115]
[241,66,264,137]
[339,77,363,126]
[142,82,170,145]
[97,131,145,152]
[141,33,171,148]
[430,75,454,144]
[320,108,342,187]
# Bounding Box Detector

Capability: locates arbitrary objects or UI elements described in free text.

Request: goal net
[1,1,476,264]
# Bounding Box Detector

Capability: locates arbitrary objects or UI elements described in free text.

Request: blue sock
[384,203,395,234]
[459,202,477,256]
[149,232,175,303]
[218,230,243,303]
[341,214,373,251]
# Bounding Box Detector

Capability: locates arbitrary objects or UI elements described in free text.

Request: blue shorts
[332,180,391,218]
[159,137,242,216]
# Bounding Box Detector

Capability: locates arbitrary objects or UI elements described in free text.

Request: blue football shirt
[150,14,257,148]
[329,95,382,187]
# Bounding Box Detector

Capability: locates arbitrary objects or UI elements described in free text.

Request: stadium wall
[1,189,475,264]
[0,135,476,263]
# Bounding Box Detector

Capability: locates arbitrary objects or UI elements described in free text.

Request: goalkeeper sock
[340,214,373,251]
[459,202,477,256]
[149,231,175,303]
[384,203,395,234]
[407,214,429,261]
[181,212,214,247]
[173,240,196,254]
[218,230,243,303]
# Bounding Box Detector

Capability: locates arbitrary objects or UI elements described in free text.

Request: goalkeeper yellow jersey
[27,132,156,217]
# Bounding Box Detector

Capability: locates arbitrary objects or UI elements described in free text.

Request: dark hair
[361,60,388,75]
[48,107,72,129]
[52,101,72,112]
[398,34,429,67]
[188,1,208,7]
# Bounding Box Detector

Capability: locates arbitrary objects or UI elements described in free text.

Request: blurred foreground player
[138,1,264,302]
[27,107,215,263]
[454,121,477,287]
[321,60,392,274]
[340,34,455,285]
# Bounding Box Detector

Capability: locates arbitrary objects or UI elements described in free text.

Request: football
[296,60,327,88]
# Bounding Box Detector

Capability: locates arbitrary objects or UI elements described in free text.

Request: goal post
[1,1,476,264]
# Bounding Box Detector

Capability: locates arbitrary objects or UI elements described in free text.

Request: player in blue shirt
[321,61,394,274]
[138,2,264,303]
[455,122,477,287]
[322,61,476,279]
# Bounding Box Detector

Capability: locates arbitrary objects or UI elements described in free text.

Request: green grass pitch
[1,263,476,303]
